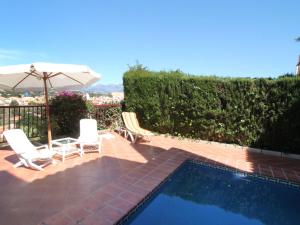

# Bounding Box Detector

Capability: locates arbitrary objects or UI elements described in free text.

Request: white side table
[51,137,83,162]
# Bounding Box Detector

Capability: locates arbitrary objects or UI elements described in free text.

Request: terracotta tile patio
[0,132,299,225]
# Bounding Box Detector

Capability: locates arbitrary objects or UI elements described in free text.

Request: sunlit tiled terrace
[0,132,299,225]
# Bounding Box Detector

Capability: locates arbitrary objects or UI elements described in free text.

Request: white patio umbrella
[0,62,101,147]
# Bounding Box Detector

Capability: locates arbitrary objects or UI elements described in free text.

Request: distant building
[85,93,90,100]
[111,92,124,102]
[0,97,6,106]
[297,55,300,76]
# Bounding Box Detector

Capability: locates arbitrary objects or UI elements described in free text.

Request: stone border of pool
[161,135,300,160]
[192,159,300,187]
[38,148,300,225]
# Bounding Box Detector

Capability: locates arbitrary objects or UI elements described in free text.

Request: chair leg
[127,131,135,143]
[40,159,53,168]
[98,137,102,154]
[78,146,83,157]
[27,161,44,171]
[13,161,24,168]
[80,144,84,156]
[98,143,101,154]
[62,152,65,162]
[133,135,137,143]
[14,158,54,170]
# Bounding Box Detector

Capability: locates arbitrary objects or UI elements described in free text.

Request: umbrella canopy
[0,62,101,147]
[0,62,100,90]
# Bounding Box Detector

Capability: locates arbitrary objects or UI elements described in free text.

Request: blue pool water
[119,161,300,225]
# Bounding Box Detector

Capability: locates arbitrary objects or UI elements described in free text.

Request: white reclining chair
[3,129,55,171]
[78,119,102,154]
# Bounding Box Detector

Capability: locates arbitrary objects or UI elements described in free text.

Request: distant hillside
[83,84,123,93]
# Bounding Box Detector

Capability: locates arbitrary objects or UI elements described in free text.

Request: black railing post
[23,106,26,132]
[2,108,5,134]
[13,106,16,129]
[31,107,34,136]
[8,107,11,130]
[18,107,21,129]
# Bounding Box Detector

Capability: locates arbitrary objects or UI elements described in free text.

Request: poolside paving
[0,132,299,225]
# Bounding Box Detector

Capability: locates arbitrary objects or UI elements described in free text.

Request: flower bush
[50,91,88,137]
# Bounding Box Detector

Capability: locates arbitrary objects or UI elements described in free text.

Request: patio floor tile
[107,197,136,213]
[64,206,90,224]
[119,191,144,205]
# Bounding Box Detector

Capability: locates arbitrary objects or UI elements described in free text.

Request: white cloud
[0,48,47,62]
[0,49,23,60]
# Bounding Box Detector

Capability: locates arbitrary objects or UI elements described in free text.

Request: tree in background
[9,99,19,106]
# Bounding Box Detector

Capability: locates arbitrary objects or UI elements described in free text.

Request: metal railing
[0,104,122,143]
[0,105,46,142]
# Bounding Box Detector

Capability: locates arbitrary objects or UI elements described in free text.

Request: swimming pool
[118,160,300,225]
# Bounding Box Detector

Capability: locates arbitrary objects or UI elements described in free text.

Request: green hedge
[123,68,300,154]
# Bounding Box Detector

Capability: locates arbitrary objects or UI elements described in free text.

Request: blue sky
[0,0,299,84]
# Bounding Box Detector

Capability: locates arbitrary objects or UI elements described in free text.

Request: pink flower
[58,91,75,97]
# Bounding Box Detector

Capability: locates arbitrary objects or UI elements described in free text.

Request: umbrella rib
[25,72,40,78]
[61,73,84,85]
[48,77,54,88]
[49,72,84,85]
[13,74,32,89]
[48,72,62,78]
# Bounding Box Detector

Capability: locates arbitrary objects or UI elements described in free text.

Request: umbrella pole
[43,73,52,148]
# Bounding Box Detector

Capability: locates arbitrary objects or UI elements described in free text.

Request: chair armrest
[35,144,49,151]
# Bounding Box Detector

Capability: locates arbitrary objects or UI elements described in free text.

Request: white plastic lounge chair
[3,129,55,171]
[122,112,154,143]
[78,119,102,154]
